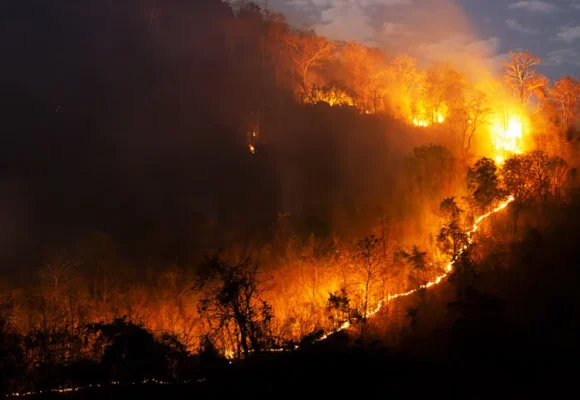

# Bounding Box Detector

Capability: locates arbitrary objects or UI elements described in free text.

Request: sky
[265,0,580,80]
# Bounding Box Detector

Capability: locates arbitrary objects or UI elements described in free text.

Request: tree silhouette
[466,157,503,213]
[437,197,467,260]
[196,255,274,358]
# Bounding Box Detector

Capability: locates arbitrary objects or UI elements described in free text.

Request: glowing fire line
[5,196,515,398]
[6,379,205,398]
[312,195,515,343]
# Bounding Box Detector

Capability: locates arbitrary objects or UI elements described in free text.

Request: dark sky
[265,0,580,79]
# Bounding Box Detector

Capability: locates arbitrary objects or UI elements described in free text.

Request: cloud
[286,0,311,10]
[419,34,500,61]
[417,34,502,77]
[309,0,414,44]
[380,22,413,38]
[290,0,413,8]
[556,25,580,43]
[543,48,580,66]
[505,19,539,34]
[314,4,375,43]
[508,1,559,13]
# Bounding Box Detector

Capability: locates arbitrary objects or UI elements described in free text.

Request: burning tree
[503,51,548,106]
[303,84,354,107]
[196,255,274,358]
[350,235,387,325]
[326,288,351,330]
[388,55,420,118]
[450,91,492,169]
[415,63,463,126]
[283,30,335,94]
[341,42,387,113]
[549,76,580,136]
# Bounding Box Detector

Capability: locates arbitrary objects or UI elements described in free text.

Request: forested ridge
[1,0,579,397]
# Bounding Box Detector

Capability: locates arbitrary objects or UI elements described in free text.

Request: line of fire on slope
[4,196,515,398]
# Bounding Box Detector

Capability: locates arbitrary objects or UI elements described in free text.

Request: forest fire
[491,114,525,164]
[313,195,515,343]
[412,112,446,127]
[411,103,448,127]
[3,0,580,396]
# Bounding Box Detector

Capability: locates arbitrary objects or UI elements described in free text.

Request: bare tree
[503,51,548,106]
[41,254,78,302]
[284,31,335,93]
[126,284,150,324]
[92,264,121,322]
[549,76,580,134]
[341,42,387,111]
[390,55,419,99]
[417,63,464,125]
[197,255,274,358]
[349,235,393,332]
[450,91,492,169]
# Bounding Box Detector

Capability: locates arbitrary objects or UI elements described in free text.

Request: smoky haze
[2,2,580,396]
[309,0,503,80]
[0,0,440,279]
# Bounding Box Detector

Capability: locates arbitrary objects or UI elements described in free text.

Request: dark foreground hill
[14,334,571,400]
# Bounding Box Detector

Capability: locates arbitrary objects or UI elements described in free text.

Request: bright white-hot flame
[492,115,524,163]
[413,118,429,127]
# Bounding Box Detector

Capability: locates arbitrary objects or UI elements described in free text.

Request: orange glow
[312,195,515,342]
[411,102,448,127]
[491,113,525,164]
[249,144,255,154]
[304,86,354,107]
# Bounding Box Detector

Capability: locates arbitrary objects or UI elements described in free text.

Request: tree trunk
[233,301,250,358]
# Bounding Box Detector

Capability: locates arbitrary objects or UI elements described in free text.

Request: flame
[411,102,448,127]
[313,195,515,342]
[7,196,516,396]
[7,378,204,397]
[413,118,429,127]
[491,114,524,164]
[304,87,354,107]
[248,144,255,154]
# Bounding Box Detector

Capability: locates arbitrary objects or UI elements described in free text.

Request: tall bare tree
[503,51,548,106]
[196,256,273,358]
[341,42,387,112]
[284,31,335,94]
[549,76,580,134]
[450,91,492,168]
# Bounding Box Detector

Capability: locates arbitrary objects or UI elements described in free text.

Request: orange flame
[491,114,524,164]
[313,195,515,342]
